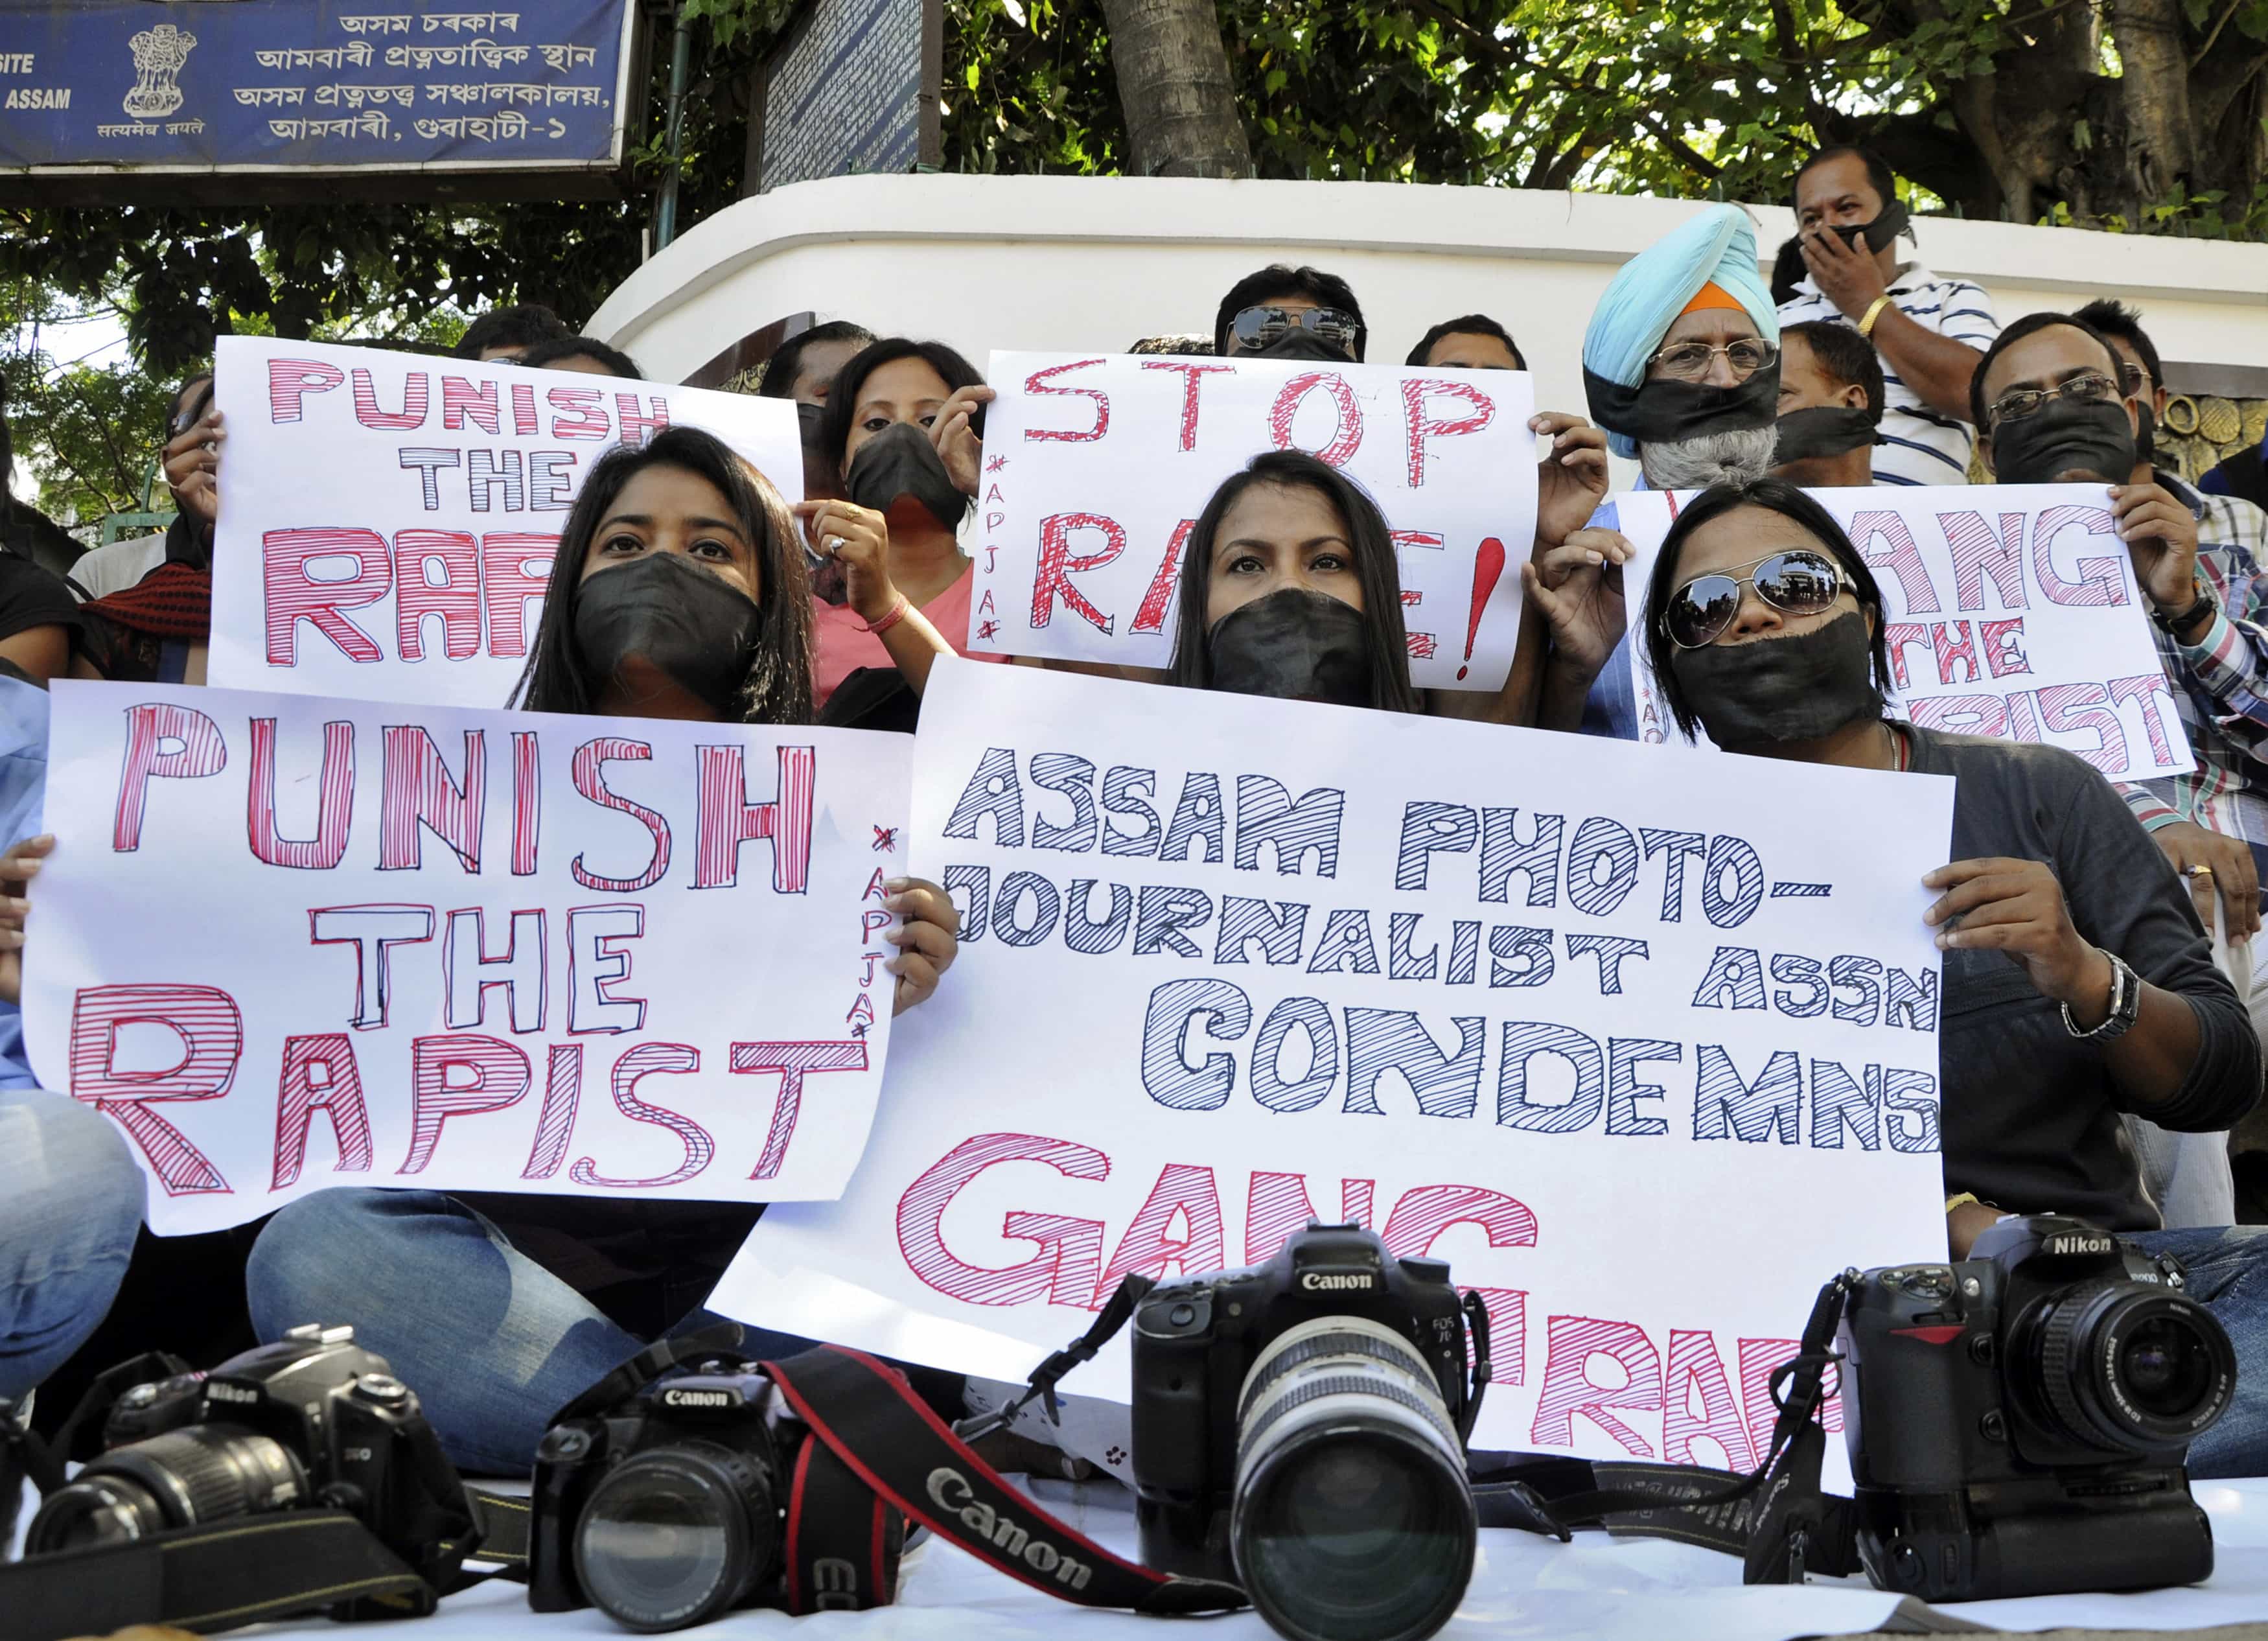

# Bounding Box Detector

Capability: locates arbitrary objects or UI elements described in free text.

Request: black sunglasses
[1229,305,1360,351]
[1661,548,1844,649]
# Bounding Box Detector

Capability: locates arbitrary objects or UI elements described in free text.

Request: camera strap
[1463,1270,1864,1583]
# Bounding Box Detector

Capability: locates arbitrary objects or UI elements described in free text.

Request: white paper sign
[207,336,804,707]
[27,681,909,1235]
[968,351,1537,691]
[717,660,1952,1468]
[1612,485,2193,781]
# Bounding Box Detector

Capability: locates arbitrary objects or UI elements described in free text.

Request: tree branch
[2190,0,2246,69]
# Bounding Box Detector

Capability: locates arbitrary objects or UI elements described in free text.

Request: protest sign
[1612,485,2193,781]
[967,351,1537,692]
[717,660,1952,1467]
[27,680,908,1235]
[207,336,804,707]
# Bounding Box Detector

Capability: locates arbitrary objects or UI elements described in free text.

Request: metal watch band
[2061,948,2140,1042]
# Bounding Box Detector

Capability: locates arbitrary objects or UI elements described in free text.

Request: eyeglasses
[1649,338,1777,382]
[2115,360,2151,397]
[1984,371,2122,430]
[1229,305,1360,353]
[1661,548,1845,649]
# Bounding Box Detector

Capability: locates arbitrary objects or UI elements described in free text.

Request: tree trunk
[2111,0,2196,212]
[1097,0,1252,178]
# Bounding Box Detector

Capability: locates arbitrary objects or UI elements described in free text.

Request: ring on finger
[2185,865,2216,879]
[824,534,846,556]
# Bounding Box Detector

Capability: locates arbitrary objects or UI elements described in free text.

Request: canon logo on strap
[925,1466,1093,1589]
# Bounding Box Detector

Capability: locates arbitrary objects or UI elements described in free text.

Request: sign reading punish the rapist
[206,336,804,707]
[968,351,1537,692]
[27,681,910,1235]
[719,661,1952,1467]
[1613,485,2195,782]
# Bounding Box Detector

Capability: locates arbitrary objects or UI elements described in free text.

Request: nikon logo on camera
[926,1467,1093,1589]
[206,1382,260,1404]
[2046,1234,2114,1256]
[1299,1272,1376,1292]
[660,1388,734,1408]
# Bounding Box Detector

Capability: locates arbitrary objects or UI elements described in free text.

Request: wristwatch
[2062,947,2141,1043]
[2153,581,2219,640]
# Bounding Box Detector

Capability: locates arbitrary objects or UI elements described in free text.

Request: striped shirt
[2112,477,2268,887]
[1777,262,2000,487]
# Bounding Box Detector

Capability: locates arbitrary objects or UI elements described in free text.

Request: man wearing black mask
[1772,320,1883,487]
[1212,264,1367,362]
[1779,146,1999,486]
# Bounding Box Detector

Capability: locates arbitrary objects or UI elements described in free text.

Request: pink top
[810,561,1008,710]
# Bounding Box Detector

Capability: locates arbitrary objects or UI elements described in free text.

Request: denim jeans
[0,1090,146,1404]
[246,1189,813,1475]
[2129,1224,2268,1477]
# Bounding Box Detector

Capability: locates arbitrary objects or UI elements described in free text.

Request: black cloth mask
[1205,587,1373,707]
[573,551,761,717]
[1249,328,1357,362]
[2135,398,2158,467]
[1669,610,1882,747]
[1988,397,2138,485]
[844,421,968,528]
[1773,405,1878,465]
[1827,200,1910,255]
[1584,362,1780,447]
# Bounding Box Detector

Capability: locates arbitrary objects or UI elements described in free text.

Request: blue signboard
[0,1,635,178]
[755,0,938,193]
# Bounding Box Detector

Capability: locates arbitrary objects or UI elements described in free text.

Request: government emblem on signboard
[123,23,196,119]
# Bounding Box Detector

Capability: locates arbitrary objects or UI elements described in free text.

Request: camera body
[25,1325,463,1618]
[530,1361,822,1628]
[1129,1221,1472,1579]
[1840,1213,2234,1601]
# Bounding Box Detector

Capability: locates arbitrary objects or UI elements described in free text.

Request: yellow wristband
[1858,294,1895,339]
[1944,1192,1980,1216]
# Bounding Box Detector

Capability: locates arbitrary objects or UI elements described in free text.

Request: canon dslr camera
[1840,1212,2235,1601]
[1131,1222,1483,1641]
[23,1325,467,1618]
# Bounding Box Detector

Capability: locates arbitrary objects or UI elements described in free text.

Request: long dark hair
[508,426,813,724]
[1641,477,1892,743]
[818,337,986,507]
[1166,450,1420,714]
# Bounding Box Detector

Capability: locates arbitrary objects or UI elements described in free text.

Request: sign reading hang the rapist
[206,336,804,708]
[715,660,1952,1467]
[1613,485,2195,782]
[967,351,1538,692]
[27,680,909,1236]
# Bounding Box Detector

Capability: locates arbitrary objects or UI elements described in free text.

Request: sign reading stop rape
[207,336,804,707]
[28,680,908,1235]
[967,351,1537,691]
[717,661,1950,1467]
[1614,485,2193,781]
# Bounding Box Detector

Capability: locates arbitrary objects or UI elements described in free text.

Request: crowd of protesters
[8,142,2268,1517]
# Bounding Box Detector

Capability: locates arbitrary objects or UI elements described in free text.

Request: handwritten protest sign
[717,660,1952,1466]
[207,336,804,707]
[1613,485,2192,781]
[967,352,1537,691]
[27,680,907,1235]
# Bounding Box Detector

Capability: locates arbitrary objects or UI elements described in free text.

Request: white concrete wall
[590,174,2268,424]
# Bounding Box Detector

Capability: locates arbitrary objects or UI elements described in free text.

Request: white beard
[1638,425,1781,490]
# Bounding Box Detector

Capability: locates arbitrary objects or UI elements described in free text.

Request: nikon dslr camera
[1130,1222,1484,1641]
[1840,1213,2236,1601]
[23,1325,468,1620]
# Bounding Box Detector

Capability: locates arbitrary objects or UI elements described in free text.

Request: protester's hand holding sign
[794,496,960,697]
[0,832,50,1006]
[163,404,223,529]
[2110,481,2204,618]
[882,876,962,1012]
[932,383,997,497]
[1531,413,1609,548]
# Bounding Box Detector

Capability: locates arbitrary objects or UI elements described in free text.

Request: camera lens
[25,1425,308,1554]
[573,1442,779,1633]
[2028,1282,2236,1452]
[1230,1318,1475,1641]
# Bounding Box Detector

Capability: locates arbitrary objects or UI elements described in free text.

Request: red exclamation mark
[1457,536,1507,681]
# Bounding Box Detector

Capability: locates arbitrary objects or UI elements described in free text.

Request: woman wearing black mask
[1629,480,2268,1476]
[1167,450,1422,713]
[807,338,1006,717]
[246,427,967,1474]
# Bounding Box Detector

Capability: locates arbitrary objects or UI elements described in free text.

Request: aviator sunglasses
[1229,305,1361,353]
[1662,548,1845,649]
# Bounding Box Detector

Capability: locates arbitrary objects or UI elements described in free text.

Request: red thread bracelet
[863,595,910,636]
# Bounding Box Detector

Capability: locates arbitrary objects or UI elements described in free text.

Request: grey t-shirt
[1912,727,2260,1228]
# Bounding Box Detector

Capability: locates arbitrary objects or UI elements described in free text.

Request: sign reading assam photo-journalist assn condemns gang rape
[1612,485,2193,782]
[205,336,804,707]
[717,660,1952,1467]
[27,680,910,1236]
[967,352,1538,692]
